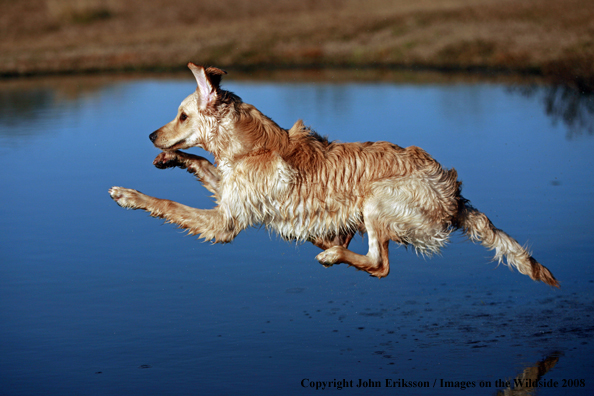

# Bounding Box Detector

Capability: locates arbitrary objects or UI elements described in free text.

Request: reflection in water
[0,75,143,142]
[496,352,562,396]
[0,88,56,128]
[2,76,594,143]
[510,85,594,139]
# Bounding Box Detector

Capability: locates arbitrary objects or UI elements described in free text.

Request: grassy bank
[1,0,593,90]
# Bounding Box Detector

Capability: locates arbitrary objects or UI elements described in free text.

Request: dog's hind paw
[316,247,343,267]
[109,186,143,209]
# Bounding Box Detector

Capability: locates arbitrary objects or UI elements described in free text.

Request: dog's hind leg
[153,150,221,197]
[316,222,391,278]
[108,186,236,243]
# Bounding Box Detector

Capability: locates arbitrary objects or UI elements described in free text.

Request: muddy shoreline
[1,0,593,91]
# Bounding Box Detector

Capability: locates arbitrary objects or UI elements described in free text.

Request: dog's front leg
[153,150,221,197]
[108,187,236,243]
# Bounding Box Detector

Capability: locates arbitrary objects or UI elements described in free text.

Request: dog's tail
[456,200,559,287]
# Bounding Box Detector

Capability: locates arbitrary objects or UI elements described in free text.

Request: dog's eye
[180,113,188,121]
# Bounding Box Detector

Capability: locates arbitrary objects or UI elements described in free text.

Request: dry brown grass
[1,0,593,89]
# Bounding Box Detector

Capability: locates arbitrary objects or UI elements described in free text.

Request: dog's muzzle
[149,131,158,143]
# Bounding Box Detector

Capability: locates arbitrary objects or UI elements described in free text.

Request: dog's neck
[210,100,290,163]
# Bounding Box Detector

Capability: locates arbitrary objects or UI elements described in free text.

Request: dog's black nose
[149,131,158,143]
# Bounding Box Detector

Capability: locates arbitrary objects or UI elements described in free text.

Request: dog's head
[149,63,227,151]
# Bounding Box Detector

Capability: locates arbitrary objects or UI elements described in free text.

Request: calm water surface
[1,74,593,395]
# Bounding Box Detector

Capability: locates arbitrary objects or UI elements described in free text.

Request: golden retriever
[109,63,558,287]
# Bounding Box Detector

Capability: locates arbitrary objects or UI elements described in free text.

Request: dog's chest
[218,156,294,217]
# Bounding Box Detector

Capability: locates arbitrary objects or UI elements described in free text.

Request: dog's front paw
[316,247,343,268]
[153,151,182,169]
[109,186,143,209]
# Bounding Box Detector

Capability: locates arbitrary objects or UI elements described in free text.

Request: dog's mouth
[167,139,187,150]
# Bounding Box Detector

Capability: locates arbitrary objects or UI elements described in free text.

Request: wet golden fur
[109,63,559,287]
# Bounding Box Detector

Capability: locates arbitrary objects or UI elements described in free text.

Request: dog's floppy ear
[188,63,226,109]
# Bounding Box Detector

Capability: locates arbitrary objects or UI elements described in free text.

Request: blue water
[1,74,593,395]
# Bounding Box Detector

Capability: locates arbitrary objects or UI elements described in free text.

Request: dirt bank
[1,0,593,90]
